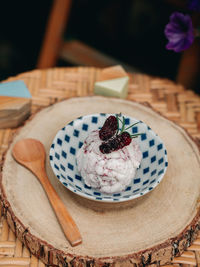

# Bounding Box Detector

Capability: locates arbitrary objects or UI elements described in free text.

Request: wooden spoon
[12,138,82,247]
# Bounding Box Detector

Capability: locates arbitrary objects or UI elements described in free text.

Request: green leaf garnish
[114,113,143,139]
[121,116,126,133]
[131,133,144,138]
[124,121,140,131]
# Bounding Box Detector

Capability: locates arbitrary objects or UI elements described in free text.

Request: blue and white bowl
[49,113,168,202]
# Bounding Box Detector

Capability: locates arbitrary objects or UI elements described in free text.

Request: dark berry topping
[99,114,142,154]
[99,115,118,141]
[99,143,112,154]
[99,132,132,154]
[121,132,132,146]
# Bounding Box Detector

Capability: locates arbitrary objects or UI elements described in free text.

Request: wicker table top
[0,67,200,267]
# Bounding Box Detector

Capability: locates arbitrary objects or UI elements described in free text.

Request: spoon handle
[37,168,82,247]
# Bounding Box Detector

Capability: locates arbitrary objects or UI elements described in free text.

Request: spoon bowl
[13,139,45,163]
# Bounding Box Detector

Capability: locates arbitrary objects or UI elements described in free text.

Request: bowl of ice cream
[49,113,168,202]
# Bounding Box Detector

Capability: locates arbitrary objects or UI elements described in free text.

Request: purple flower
[188,0,200,11]
[164,12,194,52]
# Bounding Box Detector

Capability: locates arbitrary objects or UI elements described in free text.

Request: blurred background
[0,0,199,93]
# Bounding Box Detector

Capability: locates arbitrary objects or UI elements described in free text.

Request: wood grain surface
[0,96,31,129]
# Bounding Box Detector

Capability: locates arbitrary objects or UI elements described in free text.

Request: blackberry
[99,115,118,141]
[121,132,132,146]
[99,132,132,154]
[99,114,142,154]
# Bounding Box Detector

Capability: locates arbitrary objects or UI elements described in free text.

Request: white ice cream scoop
[76,130,142,194]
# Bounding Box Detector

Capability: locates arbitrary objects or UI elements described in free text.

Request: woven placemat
[0,67,200,266]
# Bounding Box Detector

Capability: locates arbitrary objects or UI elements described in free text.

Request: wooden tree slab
[1,96,200,266]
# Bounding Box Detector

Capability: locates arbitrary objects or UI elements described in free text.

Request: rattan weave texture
[0,67,200,266]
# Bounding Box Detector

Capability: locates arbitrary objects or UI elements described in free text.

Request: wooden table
[0,67,200,267]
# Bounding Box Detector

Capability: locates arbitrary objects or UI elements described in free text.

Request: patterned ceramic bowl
[49,113,168,202]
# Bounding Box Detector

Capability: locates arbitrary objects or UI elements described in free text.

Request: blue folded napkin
[0,80,31,98]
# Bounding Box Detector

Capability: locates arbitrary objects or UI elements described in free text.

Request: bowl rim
[49,113,168,202]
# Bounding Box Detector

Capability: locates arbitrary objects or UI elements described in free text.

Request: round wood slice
[1,96,200,266]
